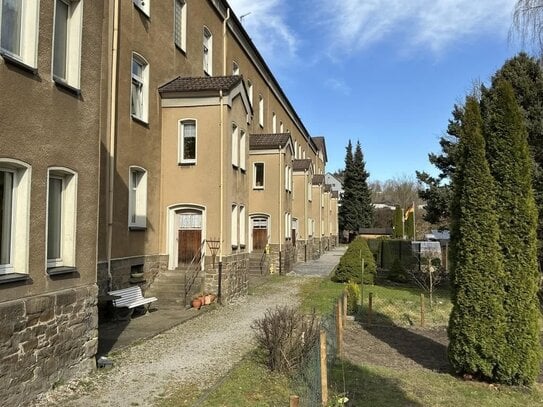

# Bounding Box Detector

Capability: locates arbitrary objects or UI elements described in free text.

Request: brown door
[291,228,296,247]
[178,229,201,265]
[253,229,267,250]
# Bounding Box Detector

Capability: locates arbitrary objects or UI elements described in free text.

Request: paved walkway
[288,245,346,277]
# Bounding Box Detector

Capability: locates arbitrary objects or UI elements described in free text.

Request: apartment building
[99,0,337,304]
[0,0,105,403]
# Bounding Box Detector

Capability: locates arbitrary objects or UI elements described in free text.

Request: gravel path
[35,278,304,407]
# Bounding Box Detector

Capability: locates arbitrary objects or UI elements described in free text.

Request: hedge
[332,238,376,284]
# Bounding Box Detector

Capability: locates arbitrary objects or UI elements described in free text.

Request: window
[240,130,246,171]
[128,167,147,229]
[232,61,239,75]
[53,0,83,89]
[174,0,186,51]
[131,53,149,122]
[247,80,253,106]
[179,119,197,164]
[308,181,312,201]
[298,145,302,159]
[47,168,77,269]
[302,150,306,159]
[258,95,264,127]
[133,0,149,16]
[254,162,264,189]
[0,160,30,276]
[272,112,277,133]
[239,205,246,247]
[294,141,298,158]
[280,121,284,133]
[284,165,288,191]
[203,27,212,75]
[289,167,292,191]
[232,123,239,168]
[231,204,238,248]
[0,0,39,68]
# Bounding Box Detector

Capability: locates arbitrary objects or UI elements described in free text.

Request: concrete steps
[248,252,267,275]
[147,267,204,308]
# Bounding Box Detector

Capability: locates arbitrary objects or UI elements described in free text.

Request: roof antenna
[239,12,251,22]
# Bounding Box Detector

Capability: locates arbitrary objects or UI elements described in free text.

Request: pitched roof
[311,136,328,162]
[249,133,291,150]
[312,174,325,185]
[331,191,339,198]
[159,75,242,94]
[292,159,312,171]
[324,184,332,192]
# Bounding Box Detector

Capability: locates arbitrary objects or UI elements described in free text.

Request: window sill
[0,273,31,284]
[129,226,147,231]
[47,266,77,276]
[133,3,150,18]
[175,43,187,55]
[253,186,264,190]
[131,114,149,127]
[178,161,196,166]
[0,50,38,75]
[54,77,81,96]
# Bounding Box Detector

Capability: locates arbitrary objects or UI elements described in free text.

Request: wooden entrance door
[178,229,201,264]
[252,217,268,250]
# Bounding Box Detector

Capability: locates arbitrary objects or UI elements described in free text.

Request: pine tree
[352,141,373,228]
[392,206,404,238]
[339,140,358,233]
[482,80,542,384]
[448,96,507,382]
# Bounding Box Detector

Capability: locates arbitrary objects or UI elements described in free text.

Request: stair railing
[184,239,206,306]
[259,236,270,275]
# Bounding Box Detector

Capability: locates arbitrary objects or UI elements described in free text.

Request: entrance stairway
[146,266,204,308]
[248,251,268,276]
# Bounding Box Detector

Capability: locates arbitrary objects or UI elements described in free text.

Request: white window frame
[133,0,150,17]
[0,0,39,69]
[203,26,212,75]
[308,181,312,202]
[0,159,30,275]
[289,167,292,192]
[179,119,197,164]
[131,53,149,123]
[240,130,246,171]
[239,205,246,247]
[294,140,298,159]
[46,167,77,269]
[253,162,264,189]
[247,80,253,106]
[174,0,187,51]
[231,204,238,248]
[258,95,264,127]
[280,121,284,133]
[231,123,239,168]
[128,166,147,229]
[272,112,277,133]
[52,0,83,89]
[232,60,239,75]
[284,165,289,191]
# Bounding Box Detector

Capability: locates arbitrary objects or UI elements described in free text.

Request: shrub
[387,257,409,283]
[345,281,361,315]
[251,306,320,373]
[332,238,376,284]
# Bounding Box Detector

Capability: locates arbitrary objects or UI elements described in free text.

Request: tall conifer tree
[352,141,373,228]
[448,97,507,381]
[339,140,358,234]
[482,80,541,384]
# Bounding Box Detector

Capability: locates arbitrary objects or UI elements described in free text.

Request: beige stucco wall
[0,0,104,302]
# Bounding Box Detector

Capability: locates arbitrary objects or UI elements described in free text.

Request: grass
[329,360,543,407]
[156,351,293,407]
[299,277,345,315]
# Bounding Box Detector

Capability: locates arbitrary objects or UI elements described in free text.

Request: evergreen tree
[339,141,358,233]
[448,96,507,382]
[352,141,373,228]
[404,212,415,240]
[392,206,404,238]
[482,80,542,384]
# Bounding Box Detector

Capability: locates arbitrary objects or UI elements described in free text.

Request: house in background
[0,0,106,404]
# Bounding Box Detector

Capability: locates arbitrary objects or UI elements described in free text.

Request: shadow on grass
[329,359,423,407]
[356,311,450,373]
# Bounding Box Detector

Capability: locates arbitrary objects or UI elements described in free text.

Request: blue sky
[229,0,527,182]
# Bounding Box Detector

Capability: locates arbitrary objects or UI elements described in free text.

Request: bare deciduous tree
[512,0,543,51]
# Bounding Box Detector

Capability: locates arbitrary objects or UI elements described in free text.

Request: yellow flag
[404,204,414,221]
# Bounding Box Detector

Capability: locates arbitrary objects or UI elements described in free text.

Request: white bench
[108,286,157,320]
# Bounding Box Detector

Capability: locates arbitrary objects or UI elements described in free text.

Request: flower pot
[191,298,202,309]
[204,294,212,305]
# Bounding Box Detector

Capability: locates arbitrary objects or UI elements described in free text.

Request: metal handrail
[259,236,270,275]
[183,239,206,306]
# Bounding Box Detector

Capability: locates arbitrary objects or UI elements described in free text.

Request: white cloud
[228,0,298,63]
[316,0,516,54]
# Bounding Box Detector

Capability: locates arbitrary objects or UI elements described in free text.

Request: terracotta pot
[191,298,202,309]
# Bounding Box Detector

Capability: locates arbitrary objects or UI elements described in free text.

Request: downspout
[304,169,308,262]
[223,8,230,76]
[218,89,224,303]
[106,0,120,290]
[278,146,282,254]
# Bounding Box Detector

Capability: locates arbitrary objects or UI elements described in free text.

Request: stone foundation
[97,255,168,296]
[267,244,296,274]
[0,285,98,406]
[204,252,248,303]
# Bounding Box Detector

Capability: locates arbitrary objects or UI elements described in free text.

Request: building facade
[0,0,105,404]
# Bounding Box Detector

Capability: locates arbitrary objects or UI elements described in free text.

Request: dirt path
[35,279,304,407]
